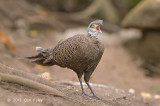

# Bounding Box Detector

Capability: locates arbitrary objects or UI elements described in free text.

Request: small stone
[39,72,53,81]
[140,92,152,99]
[154,94,160,99]
[128,88,135,94]
[115,89,119,93]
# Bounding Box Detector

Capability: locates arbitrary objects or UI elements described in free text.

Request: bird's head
[88,20,103,38]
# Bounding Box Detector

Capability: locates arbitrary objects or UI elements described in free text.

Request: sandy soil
[0,30,160,106]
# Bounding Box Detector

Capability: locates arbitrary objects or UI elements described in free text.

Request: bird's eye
[91,24,95,28]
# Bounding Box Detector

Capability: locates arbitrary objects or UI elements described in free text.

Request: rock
[122,0,160,29]
[124,30,160,76]
[122,0,160,76]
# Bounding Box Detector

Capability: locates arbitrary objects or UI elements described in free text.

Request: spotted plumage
[27,20,104,99]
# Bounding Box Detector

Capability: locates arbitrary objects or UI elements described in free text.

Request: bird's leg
[77,73,87,96]
[78,78,87,96]
[84,71,100,100]
[85,81,100,99]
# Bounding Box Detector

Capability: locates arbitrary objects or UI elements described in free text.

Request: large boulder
[124,30,160,76]
[122,0,160,76]
[122,0,160,29]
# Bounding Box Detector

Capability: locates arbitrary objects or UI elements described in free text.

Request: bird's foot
[82,92,101,100]
[82,91,88,96]
[92,95,101,100]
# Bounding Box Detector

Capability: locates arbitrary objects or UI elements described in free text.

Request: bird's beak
[95,24,102,33]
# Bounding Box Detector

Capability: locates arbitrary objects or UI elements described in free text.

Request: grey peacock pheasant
[27,20,104,99]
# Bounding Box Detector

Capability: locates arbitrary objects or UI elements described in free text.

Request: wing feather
[52,35,87,66]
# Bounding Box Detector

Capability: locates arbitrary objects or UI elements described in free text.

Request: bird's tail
[26,47,54,66]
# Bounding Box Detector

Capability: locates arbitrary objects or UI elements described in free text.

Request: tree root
[0,63,64,97]
[0,63,88,105]
[0,73,64,96]
[65,0,119,23]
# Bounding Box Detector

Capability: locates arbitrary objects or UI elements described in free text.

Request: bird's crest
[88,20,103,29]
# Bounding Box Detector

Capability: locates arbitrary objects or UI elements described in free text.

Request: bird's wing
[51,34,88,66]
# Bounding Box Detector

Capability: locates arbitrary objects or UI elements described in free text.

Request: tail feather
[32,58,45,64]
[35,46,43,52]
[26,54,41,59]
[26,47,54,66]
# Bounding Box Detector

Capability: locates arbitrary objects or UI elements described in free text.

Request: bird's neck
[87,31,100,44]
[87,29,99,39]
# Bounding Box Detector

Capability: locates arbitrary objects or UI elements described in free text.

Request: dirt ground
[0,28,160,106]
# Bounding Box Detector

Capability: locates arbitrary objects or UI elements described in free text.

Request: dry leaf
[0,32,15,50]
[37,9,48,18]
[29,30,39,37]
[36,64,46,70]
[46,29,54,35]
